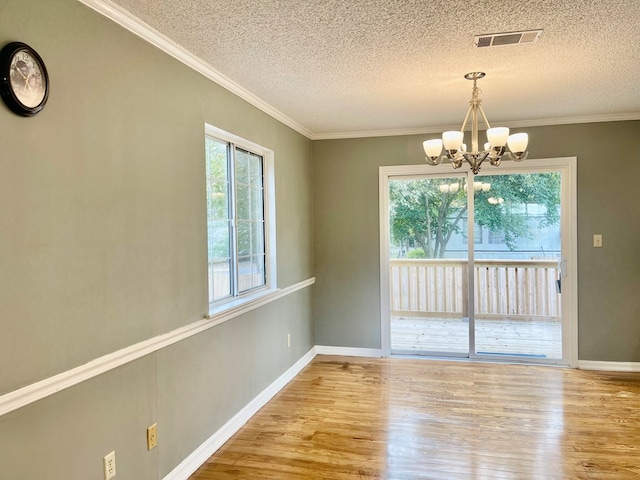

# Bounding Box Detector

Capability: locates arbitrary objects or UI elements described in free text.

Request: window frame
[205,124,277,313]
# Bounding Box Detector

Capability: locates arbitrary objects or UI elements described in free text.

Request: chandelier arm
[471,103,479,153]
[463,152,489,174]
[459,105,473,135]
[489,146,506,159]
[425,155,443,166]
[468,158,481,175]
[507,151,529,162]
[476,104,492,131]
[452,158,463,169]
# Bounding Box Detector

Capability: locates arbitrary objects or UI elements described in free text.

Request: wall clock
[0,42,49,117]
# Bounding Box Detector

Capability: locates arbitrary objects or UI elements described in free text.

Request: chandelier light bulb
[443,131,463,150]
[423,139,443,157]
[438,182,461,194]
[507,132,529,154]
[487,127,509,147]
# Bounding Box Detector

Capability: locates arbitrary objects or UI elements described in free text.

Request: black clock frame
[0,42,49,117]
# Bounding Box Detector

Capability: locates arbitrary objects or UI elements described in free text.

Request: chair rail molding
[0,277,315,417]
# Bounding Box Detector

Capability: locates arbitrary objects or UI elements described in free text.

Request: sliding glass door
[382,158,576,365]
[471,172,563,361]
[388,174,469,356]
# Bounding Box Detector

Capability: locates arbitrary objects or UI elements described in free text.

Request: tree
[206,138,231,260]
[389,173,560,258]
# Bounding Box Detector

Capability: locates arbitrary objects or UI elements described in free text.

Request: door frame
[379,157,578,366]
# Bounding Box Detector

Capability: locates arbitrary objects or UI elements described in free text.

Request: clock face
[9,48,47,108]
[0,42,49,116]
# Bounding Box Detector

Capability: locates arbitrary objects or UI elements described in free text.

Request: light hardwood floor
[190,356,640,479]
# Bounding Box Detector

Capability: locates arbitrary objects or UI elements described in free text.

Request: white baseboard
[315,345,383,357]
[163,347,317,480]
[162,344,384,479]
[160,347,640,480]
[578,360,640,372]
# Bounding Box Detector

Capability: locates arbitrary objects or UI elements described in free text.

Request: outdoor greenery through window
[206,133,267,305]
[389,173,561,260]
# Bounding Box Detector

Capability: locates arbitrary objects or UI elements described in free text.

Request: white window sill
[206,287,281,321]
[205,277,315,326]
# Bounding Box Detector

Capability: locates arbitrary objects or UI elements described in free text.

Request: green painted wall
[313,122,640,361]
[2,0,639,478]
[0,0,314,478]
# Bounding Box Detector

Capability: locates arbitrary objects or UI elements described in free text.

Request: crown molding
[75,1,640,143]
[76,0,314,139]
[310,113,640,140]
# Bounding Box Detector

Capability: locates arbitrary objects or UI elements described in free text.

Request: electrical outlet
[287,333,291,348]
[103,451,116,480]
[147,423,158,450]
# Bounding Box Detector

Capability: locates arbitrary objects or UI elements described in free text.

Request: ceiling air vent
[474,29,543,48]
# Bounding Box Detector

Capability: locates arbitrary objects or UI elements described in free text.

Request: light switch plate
[593,234,603,247]
[147,423,158,450]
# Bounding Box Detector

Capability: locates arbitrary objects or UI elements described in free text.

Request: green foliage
[473,173,560,250]
[407,248,427,258]
[389,178,466,258]
[389,172,561,258]
[206,138,231,259]
[206,139,266,260]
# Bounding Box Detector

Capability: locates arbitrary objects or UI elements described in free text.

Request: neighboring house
[0,1,638,480]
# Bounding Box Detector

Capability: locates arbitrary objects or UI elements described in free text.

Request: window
[205,125,275,308]
[460,219,483,244]
[488,229,505,244]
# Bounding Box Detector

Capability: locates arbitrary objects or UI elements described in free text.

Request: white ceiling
[96,0,640,139]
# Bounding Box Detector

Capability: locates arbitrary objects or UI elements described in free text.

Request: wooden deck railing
[390,258,561,320]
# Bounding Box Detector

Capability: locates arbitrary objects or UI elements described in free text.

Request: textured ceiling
[106,0,640,138]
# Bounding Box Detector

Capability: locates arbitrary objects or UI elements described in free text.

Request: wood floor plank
[190,356,640,479]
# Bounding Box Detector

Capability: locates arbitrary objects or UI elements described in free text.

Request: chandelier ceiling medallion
[423,72,529,174]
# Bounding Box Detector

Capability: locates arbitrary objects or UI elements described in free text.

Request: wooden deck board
[391,316,562,358]
[190,356,640,480]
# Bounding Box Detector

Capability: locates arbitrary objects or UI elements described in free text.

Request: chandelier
[423,72,528,174]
